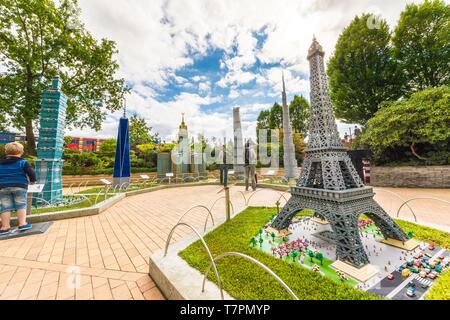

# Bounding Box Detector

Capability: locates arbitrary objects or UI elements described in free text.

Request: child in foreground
[0,142,36,234]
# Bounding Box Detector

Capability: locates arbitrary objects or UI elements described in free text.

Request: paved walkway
[0,185,281,300]
[0,185,448,300]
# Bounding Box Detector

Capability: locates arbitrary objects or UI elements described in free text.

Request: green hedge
[179,207,377,300]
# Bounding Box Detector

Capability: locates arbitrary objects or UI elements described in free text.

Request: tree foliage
[357,86,450,163]
[268,103,282,129]
[327,14,404,125]
[98,138,116,157]
[129,115,158,148]
[392,0,450,92]
[289,95,310,137]
[0,0,126,155]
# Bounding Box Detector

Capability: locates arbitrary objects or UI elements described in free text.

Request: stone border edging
[11,193,125,226]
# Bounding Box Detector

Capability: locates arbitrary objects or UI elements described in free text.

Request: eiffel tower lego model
[270,37,410,269]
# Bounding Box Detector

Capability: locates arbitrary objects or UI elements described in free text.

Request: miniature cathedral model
[270,37,409,268]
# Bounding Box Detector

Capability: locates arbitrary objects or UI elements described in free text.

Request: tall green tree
[327,14,404,125]
[129,115,157,148]
[357,85,450,163]
[268,103,282,129]
[0,0,126,155]
[392,0,450,93]
[289,95,310,137]
[256,109,270,144]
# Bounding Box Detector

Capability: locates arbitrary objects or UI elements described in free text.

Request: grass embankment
[426,269,450,300]
[179,207,377,300]
[394,219,450,249]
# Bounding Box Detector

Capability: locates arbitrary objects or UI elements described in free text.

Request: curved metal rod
[238,191,247,205]
[201,252,298,300]
[120,182,129,191]
[30,196,52,208]
[229,200,235,217]
[94,190,103,204]
[159,177,169,184]
[396,197,450,221]
[77,181,84,194]
[276,192,289,204]
[164,222,224,300]
[245,189,265,206]
[209,196,235,219]
[374,189,416,221]
[182,176,194,183]
[68,183,75,195]
[67,193,92,206]
[177,205,215,232]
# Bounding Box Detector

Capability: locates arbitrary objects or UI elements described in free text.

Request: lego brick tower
[270,38,408,267]
[35,77,67,204]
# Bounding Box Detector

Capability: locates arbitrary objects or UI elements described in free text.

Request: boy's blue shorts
[0,187,27,214]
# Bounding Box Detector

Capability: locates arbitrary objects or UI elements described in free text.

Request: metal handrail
[396,197,450,221]
[374,188,417,221]
[176,205,215,232]
[163,222,224,300]
[201,252,298,300]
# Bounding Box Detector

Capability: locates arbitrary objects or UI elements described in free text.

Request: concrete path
[0,185,448,300]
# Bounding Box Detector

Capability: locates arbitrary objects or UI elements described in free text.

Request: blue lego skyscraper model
[113,106,131,187]
[35,77,67,204]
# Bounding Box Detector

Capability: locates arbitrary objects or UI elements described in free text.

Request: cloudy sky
[68,0,423,142]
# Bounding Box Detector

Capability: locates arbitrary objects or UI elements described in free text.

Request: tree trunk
[410,142,427,161]
[25,118,37,156]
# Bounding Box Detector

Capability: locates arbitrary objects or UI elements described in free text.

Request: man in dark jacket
[0,142,36,234]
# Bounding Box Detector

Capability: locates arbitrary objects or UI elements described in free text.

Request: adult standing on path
[244,139,257,191]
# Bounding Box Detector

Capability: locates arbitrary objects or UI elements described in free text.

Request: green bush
[179,207,377,300]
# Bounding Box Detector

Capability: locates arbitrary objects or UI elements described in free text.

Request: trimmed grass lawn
[179,207,377,300]
[394,219,450,249]
[426,268,450,300]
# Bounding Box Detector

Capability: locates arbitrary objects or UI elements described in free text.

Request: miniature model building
[113,107,131,187]
[281,72,298,180]
[159,114,206,178]
[233,107,245,176]
[35,77,67,204]
[172,113,190,175]
[270,37,409,268]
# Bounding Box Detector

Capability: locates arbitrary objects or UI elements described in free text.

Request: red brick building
[66,137,106,152]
